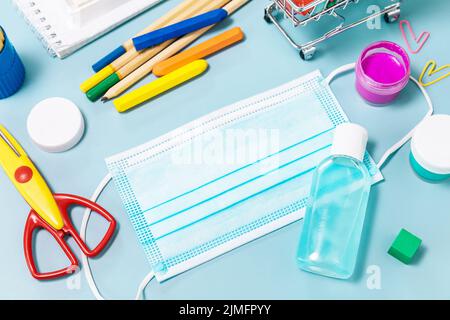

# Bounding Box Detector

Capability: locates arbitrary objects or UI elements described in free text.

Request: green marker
[86,73,120,102]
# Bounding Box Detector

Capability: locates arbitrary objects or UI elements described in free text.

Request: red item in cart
[284,0,316,16]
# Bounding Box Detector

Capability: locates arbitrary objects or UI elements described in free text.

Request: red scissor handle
[24,210,79,280]
[53,194,117,257]
[23,193,117,280]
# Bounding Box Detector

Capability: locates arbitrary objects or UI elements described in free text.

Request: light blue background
[1,0,450,299]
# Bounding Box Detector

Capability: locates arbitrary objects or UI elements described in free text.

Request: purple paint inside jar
[361,52,407,84]
[355,41,410,105]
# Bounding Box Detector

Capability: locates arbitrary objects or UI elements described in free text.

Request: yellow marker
[114,59,208,113]
[80,65,115,93]
[0,126,64,230]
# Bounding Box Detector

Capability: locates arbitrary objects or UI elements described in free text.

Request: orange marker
[153,27,244,77]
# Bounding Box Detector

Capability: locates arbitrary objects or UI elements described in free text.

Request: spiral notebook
[12,0,165,58]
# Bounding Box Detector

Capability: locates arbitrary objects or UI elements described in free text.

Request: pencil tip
[101,97,109,103]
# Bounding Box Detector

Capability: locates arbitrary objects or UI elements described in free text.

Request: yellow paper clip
[419,60,450,87]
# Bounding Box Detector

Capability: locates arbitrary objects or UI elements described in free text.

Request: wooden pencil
[91,0,200,72]
[108,0,214,74]
[110,0,219,76]
[87,0,231,101]
[127,0,200,49]
[0,29,5,51]
[102,0,249,101]
[81,0,212,93]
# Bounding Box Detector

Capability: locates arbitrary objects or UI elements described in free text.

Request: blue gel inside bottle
[297,124,371,279]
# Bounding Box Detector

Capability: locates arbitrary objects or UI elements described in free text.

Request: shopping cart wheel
[300,47,316,61]
[384,8,401,23]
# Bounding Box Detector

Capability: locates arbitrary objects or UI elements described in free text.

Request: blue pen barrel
[132,9,228,51]
[0,27,25,99]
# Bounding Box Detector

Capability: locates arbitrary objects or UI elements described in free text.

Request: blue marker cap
[132,8,229,51]
[0,27,25,99]
[92,45,126,72]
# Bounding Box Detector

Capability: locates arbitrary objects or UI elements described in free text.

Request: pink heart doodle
[399,20,430,54]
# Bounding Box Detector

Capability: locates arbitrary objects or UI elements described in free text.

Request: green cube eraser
[388,229,422,264]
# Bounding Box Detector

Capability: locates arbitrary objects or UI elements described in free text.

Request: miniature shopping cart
[264,0,402,60]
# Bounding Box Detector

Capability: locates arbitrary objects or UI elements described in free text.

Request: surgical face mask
[105,70,382,283]
[81,65,432,300]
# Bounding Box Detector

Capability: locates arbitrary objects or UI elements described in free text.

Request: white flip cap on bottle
[27,97,85,153]
[330,123,368,162]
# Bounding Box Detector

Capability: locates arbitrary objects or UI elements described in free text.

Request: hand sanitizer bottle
[297,123,371,279]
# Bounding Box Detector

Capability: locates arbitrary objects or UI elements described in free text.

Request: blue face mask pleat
[106,70,382,281]
[141,131,333,233]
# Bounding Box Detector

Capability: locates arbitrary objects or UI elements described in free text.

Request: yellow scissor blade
[0,125,64,230]
[0,125,26,157]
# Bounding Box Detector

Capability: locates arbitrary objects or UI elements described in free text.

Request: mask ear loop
[324,63,434,169]
[80,173,155,300]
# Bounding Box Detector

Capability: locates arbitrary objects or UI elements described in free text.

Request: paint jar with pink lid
[355,41,410,105]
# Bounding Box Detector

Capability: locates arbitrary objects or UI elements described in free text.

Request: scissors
[0,125,116,280]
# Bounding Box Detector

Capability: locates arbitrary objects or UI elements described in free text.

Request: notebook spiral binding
[11,0,62,57]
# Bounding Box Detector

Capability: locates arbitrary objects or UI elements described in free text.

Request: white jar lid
[330,123,368,162]
[411,114,450,174]
[27,97,85,153]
